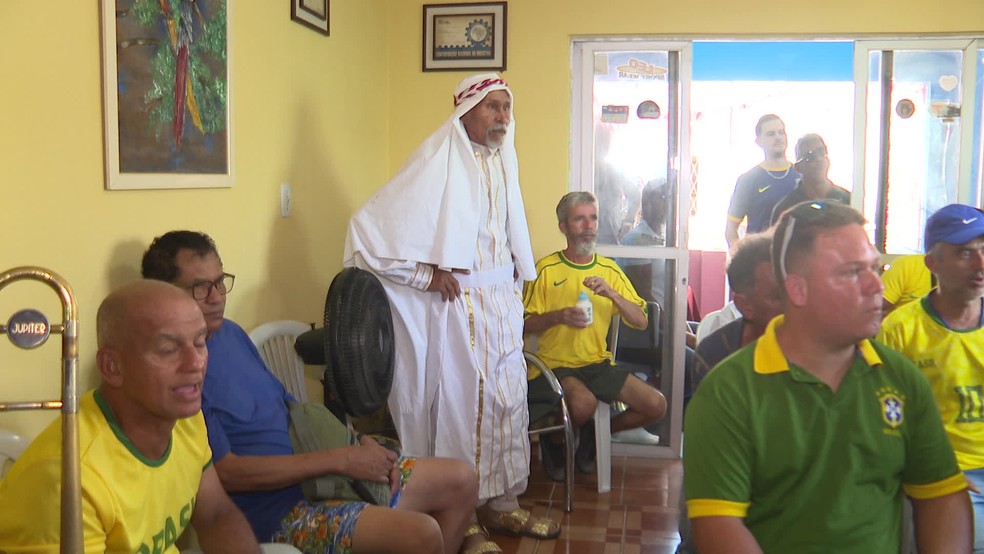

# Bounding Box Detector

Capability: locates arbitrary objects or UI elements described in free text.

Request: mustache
[488,124,508,134]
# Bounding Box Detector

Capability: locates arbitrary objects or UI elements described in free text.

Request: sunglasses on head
[796,146,827,164]
[778,202,827,280]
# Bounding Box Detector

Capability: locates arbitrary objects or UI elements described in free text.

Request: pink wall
[689,250,728,319]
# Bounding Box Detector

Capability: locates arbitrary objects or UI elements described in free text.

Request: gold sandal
[459,523,503,554]
[476,505,561,540]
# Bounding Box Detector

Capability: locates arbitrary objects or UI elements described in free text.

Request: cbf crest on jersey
[877,387,906,431]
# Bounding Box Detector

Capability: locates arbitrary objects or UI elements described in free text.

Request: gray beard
[574,239,596,257]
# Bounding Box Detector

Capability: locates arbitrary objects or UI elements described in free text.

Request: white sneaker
[611,427,660,445]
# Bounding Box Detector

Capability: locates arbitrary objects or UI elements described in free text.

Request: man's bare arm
[192,466,262,554]
[912,490,972,553]
[692,516,763,554]
[213,440,398,493]
[725,219,742,248]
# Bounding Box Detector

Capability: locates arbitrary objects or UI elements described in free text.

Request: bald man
[0,281,261,554]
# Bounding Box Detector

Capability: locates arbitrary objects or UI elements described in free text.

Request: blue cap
[924,204,984,251]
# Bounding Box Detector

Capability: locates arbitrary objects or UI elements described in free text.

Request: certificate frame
[291,0,329,36]
[422,2,507,72]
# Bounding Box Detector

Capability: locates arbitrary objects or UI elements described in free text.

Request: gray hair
[556,191,597,224]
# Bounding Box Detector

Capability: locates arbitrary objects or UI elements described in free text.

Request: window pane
[864,49,964,253]
[592,51,674,247]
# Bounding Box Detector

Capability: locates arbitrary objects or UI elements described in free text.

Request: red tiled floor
[489,446,683,553]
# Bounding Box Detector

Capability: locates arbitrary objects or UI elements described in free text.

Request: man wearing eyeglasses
[724,114,799,248]
[769,133,851,226]
[685,201,971,553]
[141,230,478,554]
[879,203,984,553]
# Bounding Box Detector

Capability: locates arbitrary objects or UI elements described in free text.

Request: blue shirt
[202,319,303,541]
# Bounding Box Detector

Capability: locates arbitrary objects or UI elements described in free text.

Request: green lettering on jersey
[180,498,193,527]
[955,385,984,423]
[163,516,178,550]
[138,545,151,554]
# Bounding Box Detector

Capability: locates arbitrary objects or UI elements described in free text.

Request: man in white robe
[344,74,559,549]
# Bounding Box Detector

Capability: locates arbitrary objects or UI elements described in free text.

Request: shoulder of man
[732,165,765,190]
[532,251,566,277]
[879,298,927,338]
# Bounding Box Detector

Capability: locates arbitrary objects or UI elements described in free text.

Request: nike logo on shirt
[758,186,771,193]
[553,279,568,287]
[964,218,978,224]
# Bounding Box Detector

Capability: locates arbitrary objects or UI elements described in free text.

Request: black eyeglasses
[778,202,826,280]
[182,273,235,300]
[796,146,827,164]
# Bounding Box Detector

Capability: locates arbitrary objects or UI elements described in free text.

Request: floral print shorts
[271,457,415,554]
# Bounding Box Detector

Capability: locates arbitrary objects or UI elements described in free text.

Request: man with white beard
[345,74,559,551]
[523,191,667,481]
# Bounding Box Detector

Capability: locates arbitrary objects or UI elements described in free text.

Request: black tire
[324,268,395,417]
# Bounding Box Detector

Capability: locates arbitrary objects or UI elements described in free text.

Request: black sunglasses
[796,146,827,164]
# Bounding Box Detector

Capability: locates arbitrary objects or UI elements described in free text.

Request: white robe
[344,81,534,500]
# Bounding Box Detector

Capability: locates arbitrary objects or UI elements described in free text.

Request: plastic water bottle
[576,291,593,325]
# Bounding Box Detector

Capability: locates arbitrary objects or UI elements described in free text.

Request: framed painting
[422,2,506,72]
[101,0,233,190]
[291,0,329,36]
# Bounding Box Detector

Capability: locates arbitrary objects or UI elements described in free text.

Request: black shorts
[528,360,631,405]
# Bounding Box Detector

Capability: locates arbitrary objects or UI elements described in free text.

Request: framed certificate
[422,2,506,72]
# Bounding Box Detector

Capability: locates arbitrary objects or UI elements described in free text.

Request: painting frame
[100,0,234,190]
[422,2,507,72]
[291,0,329,36]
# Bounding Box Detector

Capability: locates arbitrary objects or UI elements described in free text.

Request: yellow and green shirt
[879,296,984,470]
[523,251,645,376]
[0,390,212,554]
[685,316,964,553]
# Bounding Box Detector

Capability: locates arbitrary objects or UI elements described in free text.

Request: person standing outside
[344,74,558,546]
[724,114,799,248]
[879,203,984,553]
[769,133,850,225]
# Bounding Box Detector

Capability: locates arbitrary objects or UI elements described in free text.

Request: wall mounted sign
[601,105,629,124]
[292,0,329,35]
[637,100,661,120]
[422,2,506,72]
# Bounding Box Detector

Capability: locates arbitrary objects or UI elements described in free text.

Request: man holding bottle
[523,191,667,481]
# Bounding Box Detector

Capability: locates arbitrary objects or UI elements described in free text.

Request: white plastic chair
[249,320,312,402]
[0,429,28,480]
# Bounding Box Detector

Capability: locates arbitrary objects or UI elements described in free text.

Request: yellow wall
[386,0,984,258]
[1,0,981,439]
[0,2,391,438]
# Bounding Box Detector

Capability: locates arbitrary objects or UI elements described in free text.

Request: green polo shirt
[684,316,965,553]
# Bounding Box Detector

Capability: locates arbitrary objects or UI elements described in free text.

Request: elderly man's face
[111,289,208,423]
[560,202,599,257]
[460,90,511,148]
[926,237,984,303]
